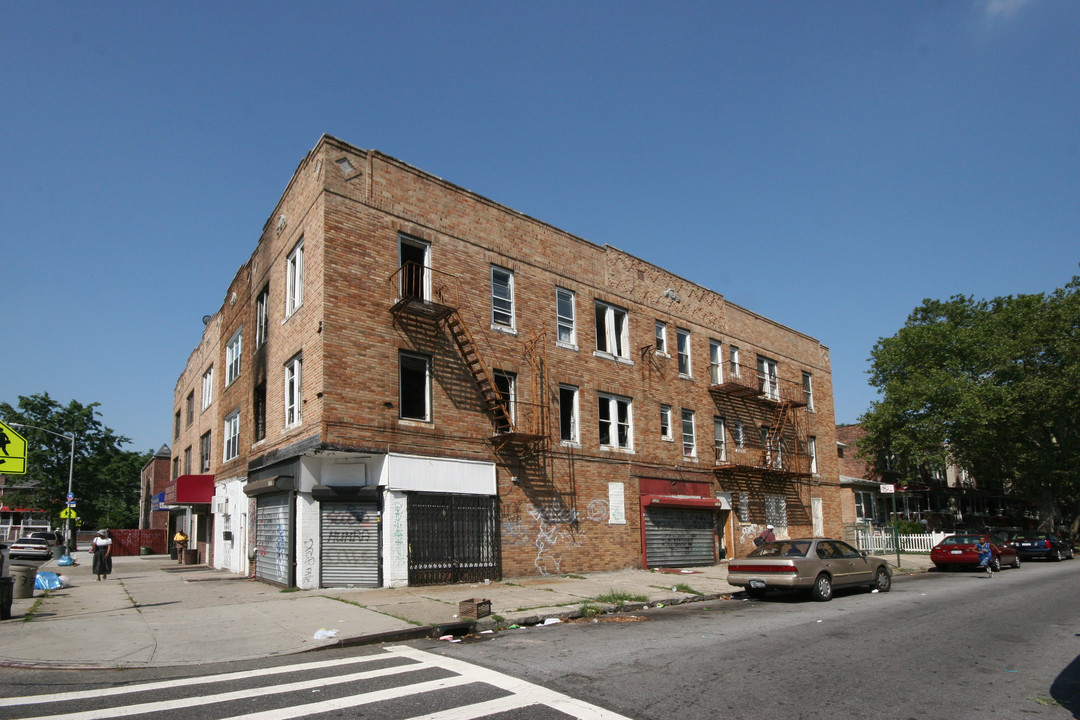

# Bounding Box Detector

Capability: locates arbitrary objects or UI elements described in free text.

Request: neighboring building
[836,424,1032,534]
[138,444,172,531]
[172,135,843,589]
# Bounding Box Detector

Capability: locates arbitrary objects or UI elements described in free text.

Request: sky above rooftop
[2,1,1077,453]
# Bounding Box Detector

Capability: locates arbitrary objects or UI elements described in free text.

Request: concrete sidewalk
[0,552,933,669]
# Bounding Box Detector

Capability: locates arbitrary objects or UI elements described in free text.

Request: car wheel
[872,566,891,592]
[1053,549,1063,562]
[991,557,1002,572]
[1012,554,1021,569]
[811,573,833,602]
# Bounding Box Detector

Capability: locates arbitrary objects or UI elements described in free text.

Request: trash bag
[35,572,63,591]
[57,555,75,566]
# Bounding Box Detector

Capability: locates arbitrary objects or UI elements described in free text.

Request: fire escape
[709,361,812,480]
[389,262,548,455]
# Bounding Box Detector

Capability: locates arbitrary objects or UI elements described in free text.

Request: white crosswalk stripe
[0,645,634,720]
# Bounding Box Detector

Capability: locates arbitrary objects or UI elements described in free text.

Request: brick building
[171,135,843,588]
[137,444,172,532]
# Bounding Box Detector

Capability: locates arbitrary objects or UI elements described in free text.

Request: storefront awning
[164,475,215,505]
[641,494,731,511]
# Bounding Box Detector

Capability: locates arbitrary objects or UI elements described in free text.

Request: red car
[930,534,1020,572]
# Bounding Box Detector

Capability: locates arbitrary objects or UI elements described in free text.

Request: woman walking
[92,529,113,581]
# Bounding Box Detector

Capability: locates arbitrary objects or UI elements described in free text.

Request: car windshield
[750,541,811,558]
[17,538,47,545]
[940,535,981,546]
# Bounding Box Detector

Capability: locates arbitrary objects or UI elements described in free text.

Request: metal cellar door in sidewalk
[644,507,716,568]
[320,501,380,587]
[407,493,500,586]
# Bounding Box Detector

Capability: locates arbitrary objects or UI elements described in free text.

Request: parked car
[8,536,52,560]
[727,538,892,602]
[930,534,1020,572]
[30,531,63,547]
[1009,532,1075,562]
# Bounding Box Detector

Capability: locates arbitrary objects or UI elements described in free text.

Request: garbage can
[51,545,63,559]
[0,543,8,578]
[170,545,178,561]
[0,577,13,620]
[184,549,198,565]
[9,565,35,599]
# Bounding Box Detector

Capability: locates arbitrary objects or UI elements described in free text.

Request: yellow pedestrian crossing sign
[0,421,28,474]
[60,508,77,519]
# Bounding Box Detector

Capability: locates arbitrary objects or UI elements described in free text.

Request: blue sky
[2,1,1077,453]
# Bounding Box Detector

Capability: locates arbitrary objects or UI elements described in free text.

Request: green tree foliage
[0,393,151,531]
[860,277,1080,530]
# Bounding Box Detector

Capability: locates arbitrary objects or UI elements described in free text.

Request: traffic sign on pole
[0,421,28,474]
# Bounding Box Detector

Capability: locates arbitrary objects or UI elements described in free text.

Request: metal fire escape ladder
[443,310,516,435]
[763,401,791,470]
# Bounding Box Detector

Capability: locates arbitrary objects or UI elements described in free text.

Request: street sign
[66,492,74,501]
[0,420,28,474]
[60,508,77,519]
[881,484,895,494]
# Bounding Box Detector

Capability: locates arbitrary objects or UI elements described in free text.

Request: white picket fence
[855,528,949,554]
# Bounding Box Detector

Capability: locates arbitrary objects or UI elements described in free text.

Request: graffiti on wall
[504,495,614,575]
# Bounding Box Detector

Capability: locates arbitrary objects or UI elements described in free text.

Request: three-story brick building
[171,134,842,588]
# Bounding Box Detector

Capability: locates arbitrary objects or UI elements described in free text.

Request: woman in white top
[92,529,113,580]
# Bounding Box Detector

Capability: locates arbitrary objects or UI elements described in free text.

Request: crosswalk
[0,645,633,720]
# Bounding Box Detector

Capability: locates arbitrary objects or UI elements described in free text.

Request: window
[559,385,579,444]
[730,346,741,378]
[655,321,667,355]
[172,457,180,479]
[709,340,723,385]
[714,417,726,463]
[491,266,515,329]
[660,404,673,441]
[739,492,750,522]
[733,420,745,450]
[399,351,431,421]
[253,382,266,442]
[225,330,242,386]
[255,286,269,349]
[556,288,576,346]
[399,235,430,300]
[757,356,779,401]
[202,366,214,410]
[855,490,876,523]
[802,372,814,410]
[183,446,192,475]
[808,436,818,474]
[765,494,788,529]
[284,355,302,428]
[492,370,516,426]
[223,410,240,462]
[185,391,194,427]
[681,409,696,457]
[598,393,632,450]
[761,426,782,468]
[173,410,181,440]
[594,301,629,359]
[199,432,211,473]
[286,239,304,316]
[677,328,691,377]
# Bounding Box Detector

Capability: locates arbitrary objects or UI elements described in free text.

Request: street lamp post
[8,423,76,552]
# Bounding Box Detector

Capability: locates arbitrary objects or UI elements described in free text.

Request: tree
[860,276,1080,531]
[0,393,152,531]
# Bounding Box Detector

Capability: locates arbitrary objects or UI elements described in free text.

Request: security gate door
[644,507,716,568]
[254,493,291,586]
[320,501,380,587]
[407,493,500,586]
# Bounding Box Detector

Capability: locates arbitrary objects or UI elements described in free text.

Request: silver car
[727,538,892,601]
[8,536,52,560]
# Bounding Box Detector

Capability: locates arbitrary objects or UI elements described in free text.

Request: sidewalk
[0,552,933,669]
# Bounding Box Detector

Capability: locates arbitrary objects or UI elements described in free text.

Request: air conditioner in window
[212,497,229,515]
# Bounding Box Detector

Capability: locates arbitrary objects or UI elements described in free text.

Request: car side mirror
[860,550,868,558]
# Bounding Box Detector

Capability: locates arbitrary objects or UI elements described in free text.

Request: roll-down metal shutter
[255,493,291,586]
[644,507,715,568]
[320,501,380,587]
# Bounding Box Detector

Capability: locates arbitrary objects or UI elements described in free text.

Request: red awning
[164,475,215,505]
[641,494,731,511]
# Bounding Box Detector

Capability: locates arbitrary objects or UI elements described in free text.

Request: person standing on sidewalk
[976,536,994,577]
[173,529,189,564]
[92,529,113,581]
